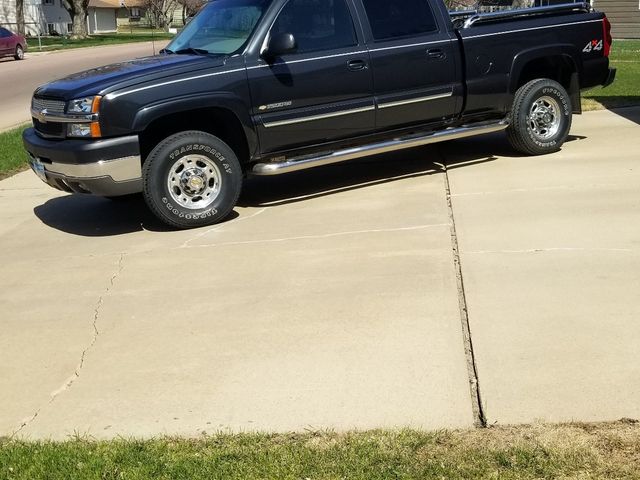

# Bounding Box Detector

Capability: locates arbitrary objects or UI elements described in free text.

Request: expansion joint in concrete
[437,156,487,428]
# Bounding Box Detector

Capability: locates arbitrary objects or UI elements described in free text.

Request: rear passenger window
[271,0,357,53]
[362,0,438,41]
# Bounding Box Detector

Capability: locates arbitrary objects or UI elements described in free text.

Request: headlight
[66,96,101,114]
[66,96,102,138]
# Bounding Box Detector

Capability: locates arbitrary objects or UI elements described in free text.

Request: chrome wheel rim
[16,47,23,59]
[528,96,561,140]
[166,154,222,210]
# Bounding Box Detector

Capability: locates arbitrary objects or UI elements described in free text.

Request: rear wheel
[142,130,243,229]
[14,45,24,61]
[507,78,572,155]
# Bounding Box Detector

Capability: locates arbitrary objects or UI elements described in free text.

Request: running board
[251,120,508,175]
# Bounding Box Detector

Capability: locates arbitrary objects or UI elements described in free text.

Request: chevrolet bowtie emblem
[36,109,48,123]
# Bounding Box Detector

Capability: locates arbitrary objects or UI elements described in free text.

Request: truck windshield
[164,0,273,55]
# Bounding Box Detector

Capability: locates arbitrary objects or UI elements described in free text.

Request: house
[0,0,49,36]
[533,0,639,38]
[593,0,640,38]
[87,0,118,34]
[116,0,147,27]
[0,0,119,36]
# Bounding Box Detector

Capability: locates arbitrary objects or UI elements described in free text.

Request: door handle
[427,49,445,60]
[347,59,367,71]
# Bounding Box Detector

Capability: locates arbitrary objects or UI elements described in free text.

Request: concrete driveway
[1,107,639,439]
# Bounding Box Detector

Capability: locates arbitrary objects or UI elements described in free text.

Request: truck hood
[34,54,226,100]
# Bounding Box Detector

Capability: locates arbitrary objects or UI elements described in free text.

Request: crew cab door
[355,0,461,129]
[246,0,374,154]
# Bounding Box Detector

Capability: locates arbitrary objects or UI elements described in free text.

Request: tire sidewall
[15,45,24,60]
[143,132,242,228]
[520,81,571,152]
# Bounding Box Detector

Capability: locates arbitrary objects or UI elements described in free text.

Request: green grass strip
[26,33,174,52]
[583,39,640,109]
[2,424,639,479]
[0,125,30,179]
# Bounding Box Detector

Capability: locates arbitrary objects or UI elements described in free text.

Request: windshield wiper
[159,48,174,54]
[174,47,210,55]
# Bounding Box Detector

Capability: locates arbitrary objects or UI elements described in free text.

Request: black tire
[506,78,572,155]
[14,44,24,60]
[142,131,243,229]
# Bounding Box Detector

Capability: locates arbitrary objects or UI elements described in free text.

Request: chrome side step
[251,120,508,176]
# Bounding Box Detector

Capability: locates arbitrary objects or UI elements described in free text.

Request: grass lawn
[1,422,639,479]
[582,39,640,110]
[26,33,174,52]
[0,125,30,180]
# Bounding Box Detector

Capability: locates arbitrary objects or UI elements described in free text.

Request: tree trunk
[63,0,90,38]
[70,11,89,38]
[15,0,25,34]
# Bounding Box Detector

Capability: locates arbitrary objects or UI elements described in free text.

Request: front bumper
[22,128,142,196]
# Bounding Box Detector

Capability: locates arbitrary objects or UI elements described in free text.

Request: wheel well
[515,55,576,93]
[138,107,250,167]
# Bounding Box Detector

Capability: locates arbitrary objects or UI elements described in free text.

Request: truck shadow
[33,132,575,236]
[239,132,547,207]
[585,100,640,125]
[33,194,186,236]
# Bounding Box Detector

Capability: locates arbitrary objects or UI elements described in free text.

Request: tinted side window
[271,0,357,54]
[0,28,11,38]
[362,0,438,41]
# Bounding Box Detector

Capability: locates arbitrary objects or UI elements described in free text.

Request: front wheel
[14,45,24,60]
[142,131,243,229]
[507,78,572,155]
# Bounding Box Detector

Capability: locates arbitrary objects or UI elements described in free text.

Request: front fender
[130,93,258,156]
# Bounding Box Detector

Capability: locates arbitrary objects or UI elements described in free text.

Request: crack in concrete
[467,247,635,254]
[182,223,451,250]
[450,183,627,197]
[10,253,126,438]
[435,154,487,428]
[180,207,267,248]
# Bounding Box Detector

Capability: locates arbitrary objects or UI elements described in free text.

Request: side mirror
[263,32,297,60]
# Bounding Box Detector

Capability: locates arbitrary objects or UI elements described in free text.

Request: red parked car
[0,27,26,61]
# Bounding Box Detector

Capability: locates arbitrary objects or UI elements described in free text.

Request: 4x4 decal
[583,39,603,53]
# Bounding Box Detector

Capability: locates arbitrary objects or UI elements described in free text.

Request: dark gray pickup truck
[23,0,615,228]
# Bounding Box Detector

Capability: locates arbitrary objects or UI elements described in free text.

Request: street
[1,106,638,439]
[0,41,167,132]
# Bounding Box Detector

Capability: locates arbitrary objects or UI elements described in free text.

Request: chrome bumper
[23,128,143,196]
[36,154,142,182]
[28,153,143,196]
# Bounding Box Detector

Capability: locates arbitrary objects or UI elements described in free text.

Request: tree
[15,0,25,34]
[180,0,204,24]
[144,0,179,30]
[62,0,90,38]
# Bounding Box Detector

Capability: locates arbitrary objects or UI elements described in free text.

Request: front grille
[33,118,65,138]
[32,97,65,114]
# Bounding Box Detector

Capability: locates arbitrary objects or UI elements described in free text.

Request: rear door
[355,0,461,130]
[246,0,375,154]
